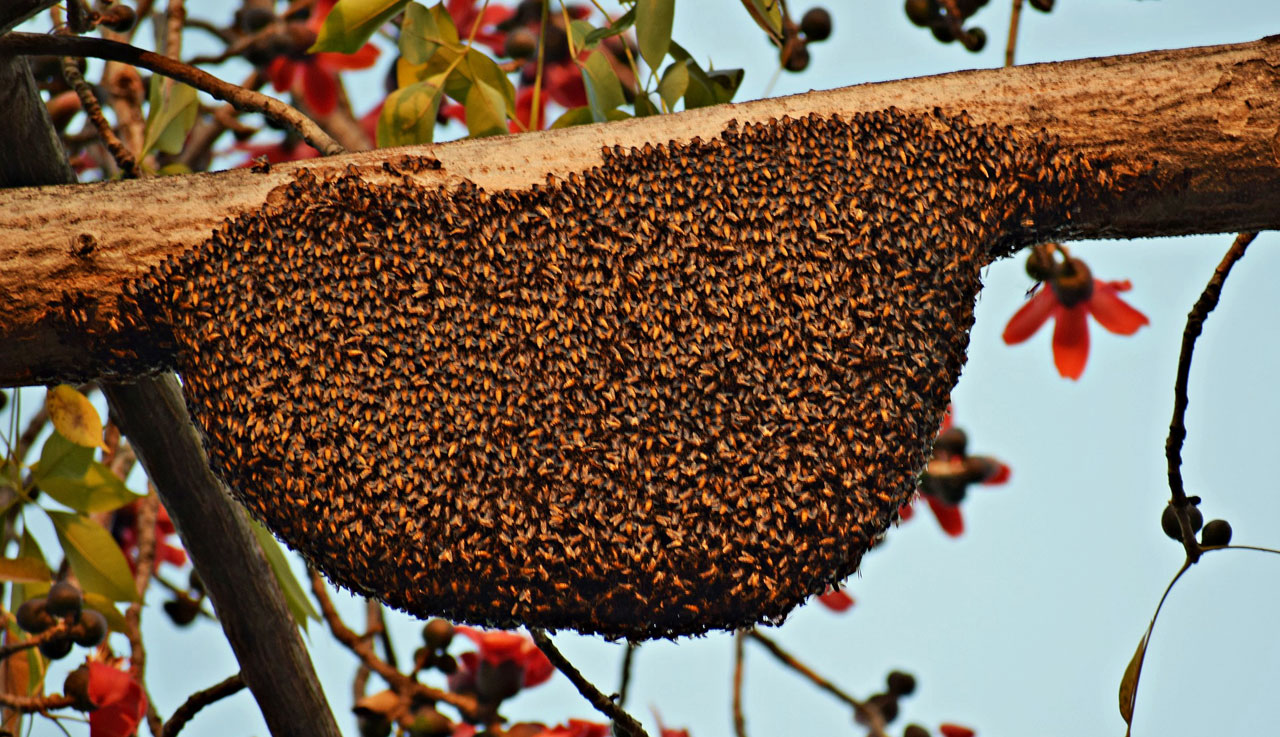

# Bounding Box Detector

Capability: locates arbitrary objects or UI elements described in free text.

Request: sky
[6,1,1280,736]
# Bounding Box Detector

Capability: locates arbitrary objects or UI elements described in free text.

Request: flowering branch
[528,628,648,737]
[0,32,344,156]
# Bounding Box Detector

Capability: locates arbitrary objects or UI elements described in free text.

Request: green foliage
[142,76,198,158]
[47,511,139,603]
[249,519,320,631]
[636,0,675,73]
[312,0,410,54]
[32,432,143,514]
[580,49,627,122]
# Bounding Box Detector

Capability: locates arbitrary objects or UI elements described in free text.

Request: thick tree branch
[1,38,1280,385]
[102,376,342,737]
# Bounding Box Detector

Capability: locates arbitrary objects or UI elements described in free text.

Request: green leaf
[636,0,675,73]
[580,50,627,123]
[464,78,510,138]
[657,60,689,111]
[1118,632,1149,730]
[427,1,460,45]
[400,1,443,64]
[38,460,143,514]
[142,76,198,157]
[0,556,50,584]
[311,0,409,54]
[249,519,319,631]
[33,432,93,488]
[583,6,636,46]
[47,511,138,603]
[634,94,659,117]
[378,76,447,146]
[739,0,782,42]
[668,42,742,108]
[83,593,129,633]
[550,105,631,129]
[568,18,597,50]
[45,385,102,449]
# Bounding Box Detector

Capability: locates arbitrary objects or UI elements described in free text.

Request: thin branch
[307,568,484,720]
[0,32,344,156]
[732,631,746,737]
[1005,0,1023,67]
[160,673,245,737]
[745,628,886,734]
[164,0,186,63]
[528,628,648,737]
[60,52,139,177]
[1165,232,1255,507]
[617,642,636,708]
[0,693,76,713]
[125,491,162,737]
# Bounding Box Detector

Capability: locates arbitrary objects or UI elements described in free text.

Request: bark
[0,36,341,737]
[1,37,1279,385]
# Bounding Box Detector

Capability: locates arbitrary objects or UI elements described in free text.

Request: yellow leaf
[45,386,103,449]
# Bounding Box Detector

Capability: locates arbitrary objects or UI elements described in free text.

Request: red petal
[520,643,555,687]
[1089,282,1149,336]
[320,43,381,71]
[267,57,297,93]
[1051,305,1090,380]
[455,626,528,664]
[939,725,977,737]
[982,462,1011,485]
[1001,287,1059,345]
[897,501,915,520]
[817,588,855,612]
[88,664,147,737]
[302,62,339,116]
[924,494,964,537]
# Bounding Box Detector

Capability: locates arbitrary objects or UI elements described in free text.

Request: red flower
[267,0,380,116]
[1002,245,1148,380]
[449,626,554,701]
[534,719,610,737]
[447,0,514,55]
[938,724,976,737]
[652,708,690,737]
[898,409,1010,538]
[816,587,855,612]
[113,500,186,571]
[87,663,147,737]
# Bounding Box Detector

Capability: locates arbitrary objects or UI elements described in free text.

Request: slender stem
[0,622,70,659]
[528,628,649,737]
[164,0,186,63]
[1005,0,1023,67]
[935,0,976,46]
[0,32,344,156]
[0,693,75,713]
[732,631,747,737]
[531,0,549,130]
[745,629,884,733]
[617,642,637,708]
[1125,560,1193,733]
[60,53,139,177]
[1165,232,1255,541]
[161,674,245,737]
[125,491,162,737]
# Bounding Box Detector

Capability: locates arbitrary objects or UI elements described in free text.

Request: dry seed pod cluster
[118,109,1113,638]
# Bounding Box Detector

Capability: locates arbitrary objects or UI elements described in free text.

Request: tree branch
[102,376,341,737]
[529,628,648,737]
[0,32,343,156]
[2,37,1280,385]
[161,673,246,737]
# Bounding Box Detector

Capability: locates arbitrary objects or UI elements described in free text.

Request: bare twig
[307,568,484,720]
[60,53,139,177]
[732,631,747,737]
[1005,0,1023,67]
[528,628,648,737]
[617,642,636,708]
[164,0,186,62]
[745,629,886,734]
[0,693,76,713]
[161,673,245,737]
[125,491,162,737]
[0,32,344,155]
[0,622,70,660]
[1165,232,1256,557]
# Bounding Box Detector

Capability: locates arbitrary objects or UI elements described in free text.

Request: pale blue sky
[7,2,1280,736]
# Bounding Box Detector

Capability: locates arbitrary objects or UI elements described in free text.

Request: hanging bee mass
[114,109,1115,638]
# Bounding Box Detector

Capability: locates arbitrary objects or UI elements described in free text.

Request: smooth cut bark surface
[1,37,1279,385]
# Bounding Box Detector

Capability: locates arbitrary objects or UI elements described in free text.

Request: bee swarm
[117,109,1113,638]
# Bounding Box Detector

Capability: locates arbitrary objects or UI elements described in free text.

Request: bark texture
[1,37,1279,385]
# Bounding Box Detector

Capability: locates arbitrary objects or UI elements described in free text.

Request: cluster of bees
[116,108,1113,638]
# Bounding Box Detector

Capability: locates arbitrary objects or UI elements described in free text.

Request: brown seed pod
[117,110,1118,638]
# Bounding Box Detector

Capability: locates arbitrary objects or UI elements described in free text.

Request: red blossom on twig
[448,626,554,701]
[898,408,1010,537]
[1003,244,1148,380]
[112,499,186,570]
[533,719,611,737]
[87,662,147,737]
